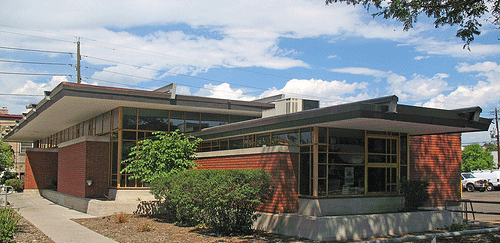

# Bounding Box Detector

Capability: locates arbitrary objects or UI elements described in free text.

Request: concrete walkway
[8,192,117,243]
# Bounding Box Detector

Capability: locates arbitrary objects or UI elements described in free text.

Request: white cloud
[423,61,500,109]
[12,76,66,95]
[259,78,368,105]
[194,83,256,101]
[331,67,450,101]
[414,56,429,60]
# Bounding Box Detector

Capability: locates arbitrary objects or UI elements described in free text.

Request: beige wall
[0,114,28,178]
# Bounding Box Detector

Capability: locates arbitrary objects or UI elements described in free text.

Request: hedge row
[150,169,272,234]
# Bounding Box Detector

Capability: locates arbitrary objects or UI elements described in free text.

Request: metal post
[496,108,499,169]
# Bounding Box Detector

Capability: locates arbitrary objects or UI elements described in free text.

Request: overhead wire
[0,59,72,66]
[0,26,342,101]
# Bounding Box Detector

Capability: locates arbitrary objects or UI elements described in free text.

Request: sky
[1,0,499,144]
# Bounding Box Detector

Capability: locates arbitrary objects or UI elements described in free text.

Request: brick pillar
[24,148,59,190]
[58,137,110,198]
[409,134,462,207]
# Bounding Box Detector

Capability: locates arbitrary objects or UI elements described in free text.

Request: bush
[0,171,16,185]
[400,179,430,211]
[5,179,23,192]
[0,207,19,242]
[151,169,272,235]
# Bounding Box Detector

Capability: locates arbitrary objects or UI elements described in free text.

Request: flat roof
[5,82,274,142]
[192,95,492,139]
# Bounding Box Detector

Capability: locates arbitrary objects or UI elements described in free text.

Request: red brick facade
[25,149,58,190]
[196,152,299,214]
[58,141,110,198]
[409,134,462,207]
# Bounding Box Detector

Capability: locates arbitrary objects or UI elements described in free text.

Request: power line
[1,25,297,80]
[0,59,72,66]
[0,29,75,44]
[0,72,72,76]
[0,46,74,55]
[0,93,44,97]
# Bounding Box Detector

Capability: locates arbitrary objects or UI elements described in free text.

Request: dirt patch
[71,213,500,243]
[72,213,313,243]
[13,213,54,243]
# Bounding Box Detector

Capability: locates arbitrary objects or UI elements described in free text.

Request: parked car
[470,169,500,191]
[461,173,487,192]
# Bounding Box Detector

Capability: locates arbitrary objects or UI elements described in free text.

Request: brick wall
[58,142,86,197]
[196,152,299,214]
[24,149,58,190]
[409,134,462,207]
[85,141,110,198]
[58,140,110,198]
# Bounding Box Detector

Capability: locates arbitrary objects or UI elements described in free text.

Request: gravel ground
[11,211,500,243]
[13,213,54,243]
[72,213,500,243]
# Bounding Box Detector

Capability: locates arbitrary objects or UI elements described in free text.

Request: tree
[0,139,14,172]
[462,144,494,172]
[121,131,201,183]
[484,142,498,152]
[326,0,500,48]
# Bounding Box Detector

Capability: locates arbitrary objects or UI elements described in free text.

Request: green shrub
[400,179,430,211]
[0,207,19,242]
[0,171,16,185]
[5,179,23,192]
[151,169,272,234]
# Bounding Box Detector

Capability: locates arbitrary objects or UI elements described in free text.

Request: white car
[461,173,487,192]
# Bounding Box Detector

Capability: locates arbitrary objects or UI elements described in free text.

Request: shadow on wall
[257,153,299,214]
[410,135,461,207]
[255,209,458,241]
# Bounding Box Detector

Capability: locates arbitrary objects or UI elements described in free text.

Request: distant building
[0,108,30,180]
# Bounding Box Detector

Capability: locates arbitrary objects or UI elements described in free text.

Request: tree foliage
[326,0,500,48]
[462,144,494,172]
[484,142,498,152]
[121,131,201,183]
[0,139,14,172]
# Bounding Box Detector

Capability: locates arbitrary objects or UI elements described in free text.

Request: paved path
[462,191,500,223]
[8,192,117,243]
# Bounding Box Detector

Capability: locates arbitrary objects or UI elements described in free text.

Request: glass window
[272,130,299,145]
[201,113,229,129]
[121,141,136,162]
[367,167,397,193]
[256,133,271,147]
[122,108,137,130]
[170,111,184,118]
[95,115,103,134]
[122,131,137,140]
[112,108,120,130]
[103,112,111,133]
[329,128,364,153]
[20,142,32,153]
[299,152,311,196]
[327,165,364,195]
[185,112,200,132]
[230,115,255,123]
[229,137,244,149]
[300,128,311,144]
[138,109,169,131]
[170,118,184,132]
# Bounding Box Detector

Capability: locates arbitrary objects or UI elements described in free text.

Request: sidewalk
[8,192,117,243]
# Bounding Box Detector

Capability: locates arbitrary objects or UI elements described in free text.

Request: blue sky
[1,0,500,144]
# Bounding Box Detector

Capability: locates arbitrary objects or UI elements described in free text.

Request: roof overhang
[5,82,273,142]
[193,96,492,139]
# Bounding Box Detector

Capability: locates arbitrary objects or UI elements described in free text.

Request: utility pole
[76,38,81,84]
[496,108,500,169]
